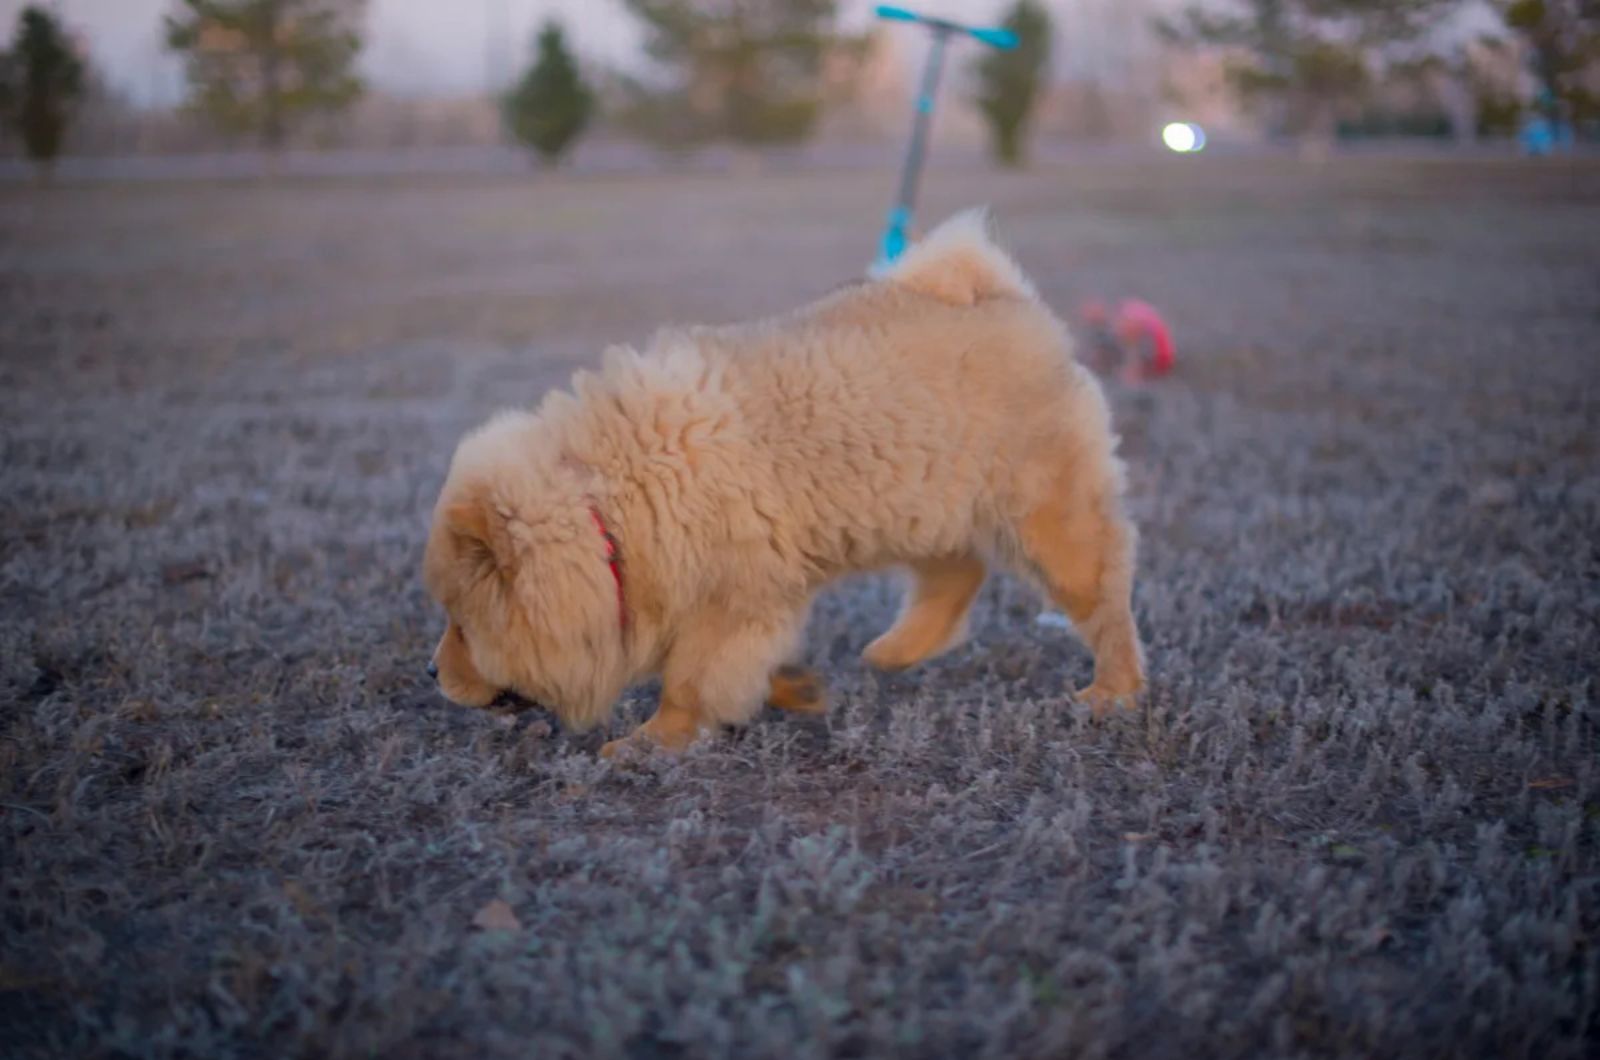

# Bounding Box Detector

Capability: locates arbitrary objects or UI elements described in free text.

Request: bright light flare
[1161,122,1206,153]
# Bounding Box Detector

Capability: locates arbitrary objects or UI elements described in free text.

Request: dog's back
[664,211,1110,576]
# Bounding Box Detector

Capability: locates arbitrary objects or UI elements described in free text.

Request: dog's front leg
[601,688,708,757]
[601,604,806,757]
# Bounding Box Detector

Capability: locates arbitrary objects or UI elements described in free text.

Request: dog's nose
[426,661,439,681]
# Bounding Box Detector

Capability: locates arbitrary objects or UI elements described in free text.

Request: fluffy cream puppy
[423,210,1145,755]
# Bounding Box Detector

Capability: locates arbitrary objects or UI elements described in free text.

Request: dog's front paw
[601,731,679,760]
[599,735,641,760]
[601,716,707,758]
[1073,681,1141,717]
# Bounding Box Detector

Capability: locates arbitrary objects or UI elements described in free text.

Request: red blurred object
[1115,299,1175,381]
[1078,298,1175,383]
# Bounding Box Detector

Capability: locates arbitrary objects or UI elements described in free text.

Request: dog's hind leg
[1013,464,1145,713]
[766,599,826,714]
[767,664,827,714]
[862,552,987,671]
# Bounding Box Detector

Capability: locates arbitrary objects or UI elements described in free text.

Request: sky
[1,0,1024,105]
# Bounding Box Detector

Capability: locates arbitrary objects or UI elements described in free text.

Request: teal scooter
[870,5,1017,274]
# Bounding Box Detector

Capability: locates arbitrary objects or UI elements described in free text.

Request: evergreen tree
[503,21,594,166]
[0,6,87,178]
[973,0,1052,167]
[165,0,364,151]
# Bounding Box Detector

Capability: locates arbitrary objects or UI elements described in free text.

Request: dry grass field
[2,155,1598,1058]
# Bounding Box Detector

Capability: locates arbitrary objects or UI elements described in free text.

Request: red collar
[588,507,626,630]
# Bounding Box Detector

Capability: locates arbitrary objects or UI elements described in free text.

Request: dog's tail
[881,207,1037,307]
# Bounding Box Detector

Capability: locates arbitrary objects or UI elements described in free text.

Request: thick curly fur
[422,209,1145,751]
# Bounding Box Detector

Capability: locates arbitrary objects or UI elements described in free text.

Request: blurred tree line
[1158,0,1600,144]
[1496,0,1600,126]
[3,0,1597,173]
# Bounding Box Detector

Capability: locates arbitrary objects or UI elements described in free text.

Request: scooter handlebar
[874,5,1020,49]
[969,27,1019,49]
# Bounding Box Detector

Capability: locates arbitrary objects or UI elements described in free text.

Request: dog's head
[421,413,627,731]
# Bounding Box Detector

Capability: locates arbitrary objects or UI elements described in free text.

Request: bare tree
[616,0,863,149]
[165,0,365,152]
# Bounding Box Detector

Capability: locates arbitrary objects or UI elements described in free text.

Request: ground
[1,156,1597,1059]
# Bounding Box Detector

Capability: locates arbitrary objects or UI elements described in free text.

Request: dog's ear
[443,497,511,573]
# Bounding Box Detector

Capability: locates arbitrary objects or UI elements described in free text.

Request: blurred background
[0,0,1594,179]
